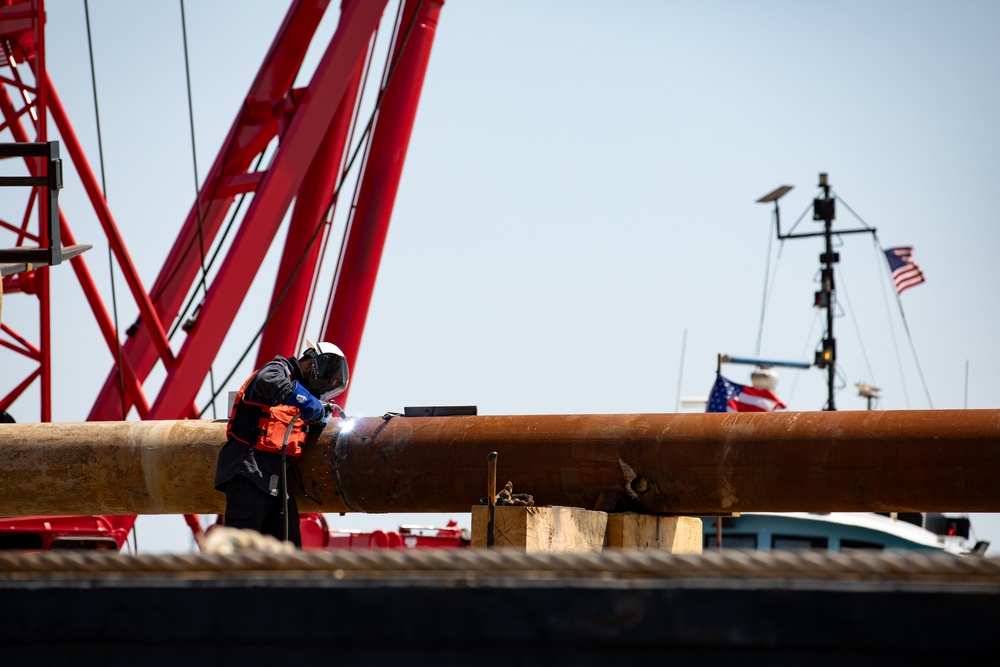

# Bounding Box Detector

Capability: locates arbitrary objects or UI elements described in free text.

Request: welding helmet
[300,340,350,399]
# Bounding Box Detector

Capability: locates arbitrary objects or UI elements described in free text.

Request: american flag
[706,374,786,413]
[884,246,926,295]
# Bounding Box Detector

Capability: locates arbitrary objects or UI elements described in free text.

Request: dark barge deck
[2,549,998,664]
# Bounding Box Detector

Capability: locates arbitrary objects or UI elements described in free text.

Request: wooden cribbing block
[605,513,703,553]
[471,505,608,552]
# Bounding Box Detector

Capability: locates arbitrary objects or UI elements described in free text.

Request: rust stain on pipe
[0,419,226,516]
[0,410,997,517]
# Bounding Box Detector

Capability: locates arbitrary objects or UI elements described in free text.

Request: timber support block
[606,513,703,554]
[471,506,703,553]
[471,505,608,552]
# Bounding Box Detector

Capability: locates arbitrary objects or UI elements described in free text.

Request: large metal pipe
[0,410,996,517]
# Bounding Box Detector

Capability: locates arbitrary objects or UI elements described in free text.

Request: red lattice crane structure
[0,0,444,550]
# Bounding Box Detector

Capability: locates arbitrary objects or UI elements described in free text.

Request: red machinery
[0,515,126,551]
[300,515,470,550]
[0,0,444,551]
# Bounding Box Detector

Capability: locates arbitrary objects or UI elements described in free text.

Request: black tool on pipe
[487,451,498,548]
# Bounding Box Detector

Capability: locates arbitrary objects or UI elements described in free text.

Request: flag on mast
[706,374,786,413]
[884,246,926,295]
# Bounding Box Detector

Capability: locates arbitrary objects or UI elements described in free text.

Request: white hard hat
[301,339,350,398]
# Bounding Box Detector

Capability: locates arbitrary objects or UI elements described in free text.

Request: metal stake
[486,451,497,548]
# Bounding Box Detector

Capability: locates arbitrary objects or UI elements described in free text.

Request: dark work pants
[223,474,302,547]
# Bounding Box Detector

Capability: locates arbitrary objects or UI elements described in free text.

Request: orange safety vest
[226,370,308,459]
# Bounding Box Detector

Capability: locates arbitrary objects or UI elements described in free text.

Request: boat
[701,177,988,557]
[704,511,988,556]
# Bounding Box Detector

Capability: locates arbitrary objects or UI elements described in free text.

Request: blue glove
[283,381,324,422]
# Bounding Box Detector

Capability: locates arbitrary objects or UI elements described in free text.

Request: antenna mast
[757,173,877,411]
[815,173,837,410]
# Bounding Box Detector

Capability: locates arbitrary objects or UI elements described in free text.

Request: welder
[214,340,349,547]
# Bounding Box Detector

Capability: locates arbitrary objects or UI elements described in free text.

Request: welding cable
[280,413,302,545]
[165,150,266,342]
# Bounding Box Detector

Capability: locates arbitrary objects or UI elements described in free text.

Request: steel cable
[1,549,998,584]
[83,0,128,422]
[179,0,218,418]
[198,0,425,416]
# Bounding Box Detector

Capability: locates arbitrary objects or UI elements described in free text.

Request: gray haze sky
[2,1,998,552]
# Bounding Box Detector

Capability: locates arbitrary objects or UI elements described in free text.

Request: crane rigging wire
[149,0,319,312]
[179,0,218,419]
[320,0,418,345]
[152,130,255,336]
[85,0,139,552]
[198,0,424,417]
[112,1,417,419]
[101,0,256,418]
[165,3,318,342]
[166,150,268,342]
[134,0,305,414]
[302,3,393,354]
[83,0,127,422]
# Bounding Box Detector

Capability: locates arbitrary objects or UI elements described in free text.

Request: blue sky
[2,1,998,552]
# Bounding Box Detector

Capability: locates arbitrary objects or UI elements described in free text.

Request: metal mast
[815,173,837,410]
[758,173,876,411]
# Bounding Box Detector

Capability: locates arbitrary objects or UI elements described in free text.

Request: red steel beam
[0,368,39,412]
[256,51,366,364]
[35,0,50,423]
[324,0,444,407]
[150,0,389,419]
[0,0,144,541]
[0,410,995,516]
[0,0,52,420]
[0,53,152,419]
[47,82,176,379]
[60,222,151,417]
[88,0,336,420]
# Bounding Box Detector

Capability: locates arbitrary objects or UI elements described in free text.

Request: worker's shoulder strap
[236,360,295,409]
[235,370,266,408]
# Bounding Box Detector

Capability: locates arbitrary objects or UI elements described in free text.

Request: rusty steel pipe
[0,410,997,517]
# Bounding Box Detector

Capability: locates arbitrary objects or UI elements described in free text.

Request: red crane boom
[0,0,444,550]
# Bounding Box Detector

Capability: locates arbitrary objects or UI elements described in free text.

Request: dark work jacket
[214,356,306,496]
